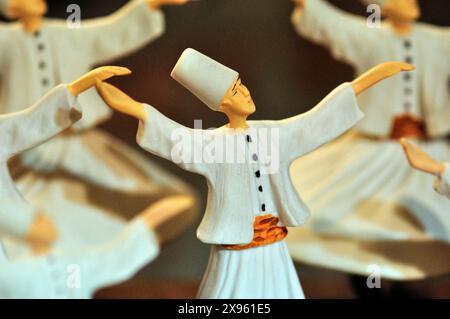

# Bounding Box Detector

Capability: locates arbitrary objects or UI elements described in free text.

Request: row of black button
[403,39,413,112]
[34,31,50,88]
[248,135,266,213]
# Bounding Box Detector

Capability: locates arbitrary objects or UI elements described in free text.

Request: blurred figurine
[401,138,450,199]
[0,0,197,253]
[95,48,411,298]
[288,0,450,279]
[0,67,194,298]
[0,196,192,299]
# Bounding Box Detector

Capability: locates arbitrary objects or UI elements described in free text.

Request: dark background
[42,0,450,298]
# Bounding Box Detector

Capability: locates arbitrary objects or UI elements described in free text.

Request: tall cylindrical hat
[171,48,239,111]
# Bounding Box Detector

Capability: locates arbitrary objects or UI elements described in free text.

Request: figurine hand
[400,138,445,176]
[377,62,415,78]
[24,213,58,249]
[67,66,131,96]
[96,80,148,122]
[147,0,189,9]
[352,62,415,96]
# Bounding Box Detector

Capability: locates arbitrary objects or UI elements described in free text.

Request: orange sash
[390,114,427,140]
[223,214,288,250]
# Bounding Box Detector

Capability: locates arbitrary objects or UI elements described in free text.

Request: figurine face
[8,0,48,19]
[220,78,256,117]
[383,0,420,22]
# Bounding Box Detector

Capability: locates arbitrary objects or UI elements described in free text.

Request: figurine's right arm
[0,85,81,161]
[291,0,373,65]
[0,67,128,245]
[136,104,208,174]
[0,86,78,244]
[96,81,208,175]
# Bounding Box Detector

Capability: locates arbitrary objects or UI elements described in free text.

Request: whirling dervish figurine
[94,48,412,298]
[0,0,198,253]
[288,0,450,280]
[0,67,194,298]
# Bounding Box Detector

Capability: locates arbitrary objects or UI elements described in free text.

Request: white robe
[288,0,450,280]
[291,0,450,138]
[0,219,158,299]
[290,0,450,241]
[0,85,159,298]
[0,0,194,252]
[136,83,362,298]
[136,83,362,245]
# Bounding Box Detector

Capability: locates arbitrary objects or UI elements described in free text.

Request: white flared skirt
[197,241,305,299]
[290,132,450,242]
[8,129,193,253]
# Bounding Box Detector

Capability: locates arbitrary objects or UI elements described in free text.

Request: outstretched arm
[0,66,131,161]
[0,195,196,298]
[352,62,415,96]
[291,0,377,66]
[279,62,414,160]
[68,66,131,96]
[96,81,208,175]
[71,0,189,65]
[95,80,147,122]
[400,139,450,198]
[80,194,195,295]
[0,66,130,249]
[400,138,445,176]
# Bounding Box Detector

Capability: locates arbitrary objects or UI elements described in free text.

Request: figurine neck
[20,15,42,33]
[226,113,249,130]
[388,18,413,35]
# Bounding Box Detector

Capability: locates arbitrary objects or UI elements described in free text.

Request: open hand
[377,62,415,78]
[352,62,415,95]
[96,80,148,122]
[68,66,131,96]
[400,138,445,176]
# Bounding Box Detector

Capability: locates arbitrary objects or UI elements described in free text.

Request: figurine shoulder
[41,18,71,32]
[413,22,449,39]
[247,120,279,129]
[0,21,21,35]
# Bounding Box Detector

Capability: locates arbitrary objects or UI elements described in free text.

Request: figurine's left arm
[277,82,362,162]
[0,85,80,161]
[0,66,130,160]
[73,0,165,65]
[277,62,414,161]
